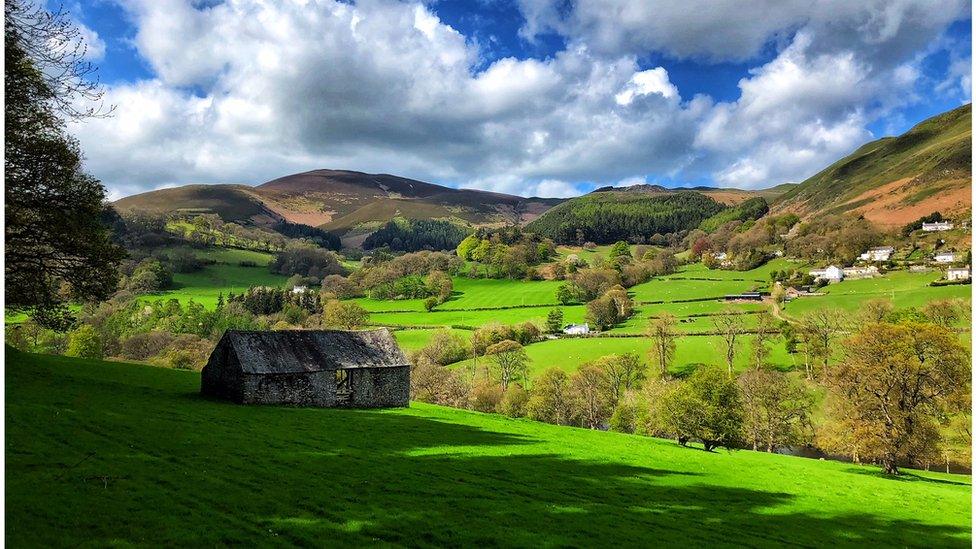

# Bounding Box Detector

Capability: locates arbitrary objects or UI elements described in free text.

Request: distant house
[858,246,894,262]
[843,265,879,278]
[201,329,410,408]
[292,285,309,294]
[809,265,844,282]
[563,323,590,335]
[933,252,957,264]
[922,221,953,232]
[947,267,970,281]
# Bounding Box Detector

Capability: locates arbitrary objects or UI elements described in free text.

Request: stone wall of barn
[352,366,410,408]
[235,366,410,408]
[242,371,336,407]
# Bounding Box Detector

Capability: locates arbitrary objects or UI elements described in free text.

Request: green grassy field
[454,334,798,378]
[784,271,971,317]
[6,351,970,547]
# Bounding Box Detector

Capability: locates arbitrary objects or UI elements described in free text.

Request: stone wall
[242,371,336,406]
[233,366,410,408]
[352,366,410,408]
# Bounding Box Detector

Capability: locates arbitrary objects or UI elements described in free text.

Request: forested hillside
[525,191,725,244]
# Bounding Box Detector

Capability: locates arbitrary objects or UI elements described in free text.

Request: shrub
[469,382,504,413]
[498,384,529,417]
[65,325,103,359]
[609,401,638,433]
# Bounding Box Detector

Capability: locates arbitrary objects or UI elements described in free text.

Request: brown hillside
[772,103,972,227]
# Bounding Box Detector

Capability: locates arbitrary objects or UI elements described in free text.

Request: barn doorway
[335,369,353,405]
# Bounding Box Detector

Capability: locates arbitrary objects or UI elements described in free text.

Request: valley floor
[6,351,971,547]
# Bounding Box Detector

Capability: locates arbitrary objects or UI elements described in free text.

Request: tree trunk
[881,456,899,475]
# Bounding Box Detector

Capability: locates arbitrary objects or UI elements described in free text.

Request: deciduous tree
[738,367,813,452]
[647,313,678,378]
[715,309,745,375]
[660,365,743,451]
[486,339,529,390]
[825,322,970,474]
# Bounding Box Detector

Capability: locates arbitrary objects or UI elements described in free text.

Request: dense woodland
[363,218,471,252]
[525,191,725,244]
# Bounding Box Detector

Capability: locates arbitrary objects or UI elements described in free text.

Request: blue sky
[61,0,972,198]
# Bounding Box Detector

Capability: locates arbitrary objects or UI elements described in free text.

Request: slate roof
[218,329,408,374]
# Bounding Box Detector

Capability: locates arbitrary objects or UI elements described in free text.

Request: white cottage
[563,323,590,335]
[809,265,844,282]
[947,267,970,281]
[922,221,953,232]
[858,246,894,262]
[933,252,957,264]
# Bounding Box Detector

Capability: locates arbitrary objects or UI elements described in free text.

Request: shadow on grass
[6,353,972,548]
[843,467,973,487]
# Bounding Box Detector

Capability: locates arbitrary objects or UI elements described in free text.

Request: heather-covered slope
[773,104,972,226]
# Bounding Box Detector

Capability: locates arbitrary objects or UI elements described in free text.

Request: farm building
[922,221,953,231]
[809,265,844,282]
[933,252,957,264]
[724,292,764,302]
[858,246,894,262]
[201,329,410,408]
[947,267,970,281]
[843,265,879,278]
[563,323,590,335]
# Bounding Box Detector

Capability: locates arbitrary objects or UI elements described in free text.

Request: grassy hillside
[6,351,971,546]
[774,104,972,226]
[113,184,282,224]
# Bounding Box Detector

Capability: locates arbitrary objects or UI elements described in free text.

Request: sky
[58,0,972,200]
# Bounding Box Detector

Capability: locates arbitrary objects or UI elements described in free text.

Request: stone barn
[201,329,410,408]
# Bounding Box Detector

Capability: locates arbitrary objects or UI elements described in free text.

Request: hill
[773,104,972,226]
[592,182,797,205]
[114,169,562,239]
[525,190,726,244]
[7,351,971,546]
[113,184,284,225]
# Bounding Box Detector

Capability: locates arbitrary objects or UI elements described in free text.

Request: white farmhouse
[922,221,953,232]
[947,267,970,281]
[858,246,894,262]
[933,252,957,264]
[809,265,844,282]
[563,323,590,335]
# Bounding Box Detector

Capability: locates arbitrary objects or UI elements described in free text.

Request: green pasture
[148,263,289,308]
[784,271,971,318]
[6,351,970,547]
[156,245,276,267]
[352,277,565,312]
[456,333,797,378]
[392,328,471,352]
